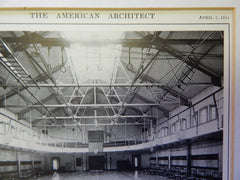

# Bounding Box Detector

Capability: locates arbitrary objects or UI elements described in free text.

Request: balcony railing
[0,88,223,152]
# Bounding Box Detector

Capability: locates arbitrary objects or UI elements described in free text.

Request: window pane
[209,106,217,120]
[199,108,208,124]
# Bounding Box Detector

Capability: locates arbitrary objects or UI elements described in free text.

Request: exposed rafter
[121,61,190,106]
[1,34,223,48]
[154,38,222,86]
[0,31,223,126]
[0,65,62,104]
[17,93,57,118]
[32,114,153,121]
[34,122,150,127]
[3,83,166,88]
[133,93,169,117]
[4,103,162,108]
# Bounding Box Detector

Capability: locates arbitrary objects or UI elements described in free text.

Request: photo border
[0,7,235,180]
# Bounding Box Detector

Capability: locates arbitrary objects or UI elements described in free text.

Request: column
[17,152,21,177]
[186,143,192,176]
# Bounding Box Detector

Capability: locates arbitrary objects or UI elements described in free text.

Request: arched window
[0,122,5,134]
[158,131,161,138]
[161,127,165,137]
[172,122,176,134]
[164,127,168,136]
[199,107,208,124]
[191,113,198,127]
[209,105,217,120]
[161,127,168,137]
[181,118,187,130]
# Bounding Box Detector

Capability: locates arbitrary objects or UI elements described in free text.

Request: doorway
[52,158,60,172]
[132,154,141,169]
[88,156,104,170]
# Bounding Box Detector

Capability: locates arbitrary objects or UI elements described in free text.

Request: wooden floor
[36,171,173,180]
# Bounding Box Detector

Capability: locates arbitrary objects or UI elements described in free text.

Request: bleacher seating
[144,155,221,180]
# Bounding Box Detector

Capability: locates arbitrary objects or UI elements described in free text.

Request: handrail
[153,88,223,130]
[0,111,30,128]
[0,87,223,150]
[0,118,221,151]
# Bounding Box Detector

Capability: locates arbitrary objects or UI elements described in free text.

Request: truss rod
[34,123,149,127]
[34,115,152,120]
[131,49,162,86]
[4,103,161,108]
[0,56,56,120]
[0,65,62,103]
[97,80,117,115]
[3,83,165,88]
[111,87,122,102]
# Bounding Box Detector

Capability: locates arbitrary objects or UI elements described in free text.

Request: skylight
[63,32,124,84]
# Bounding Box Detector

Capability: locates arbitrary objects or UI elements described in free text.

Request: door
[132,154,141,169]
[88,156,105,170]
[52,158,60,171]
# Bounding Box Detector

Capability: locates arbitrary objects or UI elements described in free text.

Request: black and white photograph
[0,30,226,179]
[0,5,236,180]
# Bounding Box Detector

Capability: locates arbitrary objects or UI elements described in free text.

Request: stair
[0,37,38,87]
[177,65,195,91]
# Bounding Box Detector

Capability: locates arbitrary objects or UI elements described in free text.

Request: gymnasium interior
[0,31,224,179]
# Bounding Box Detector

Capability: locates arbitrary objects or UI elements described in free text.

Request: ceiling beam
[133,93,169,117]
[0,64,62,104]
[17,93,57,118]
[154,39,222,86]
[3,83,166,88]
[131,48,161,85]
[34,122,150,127]
[23,32,73,117]
[1,35,223,48]
[121,61,190,106]
[33,115,153,121]
[4,103,161,108]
